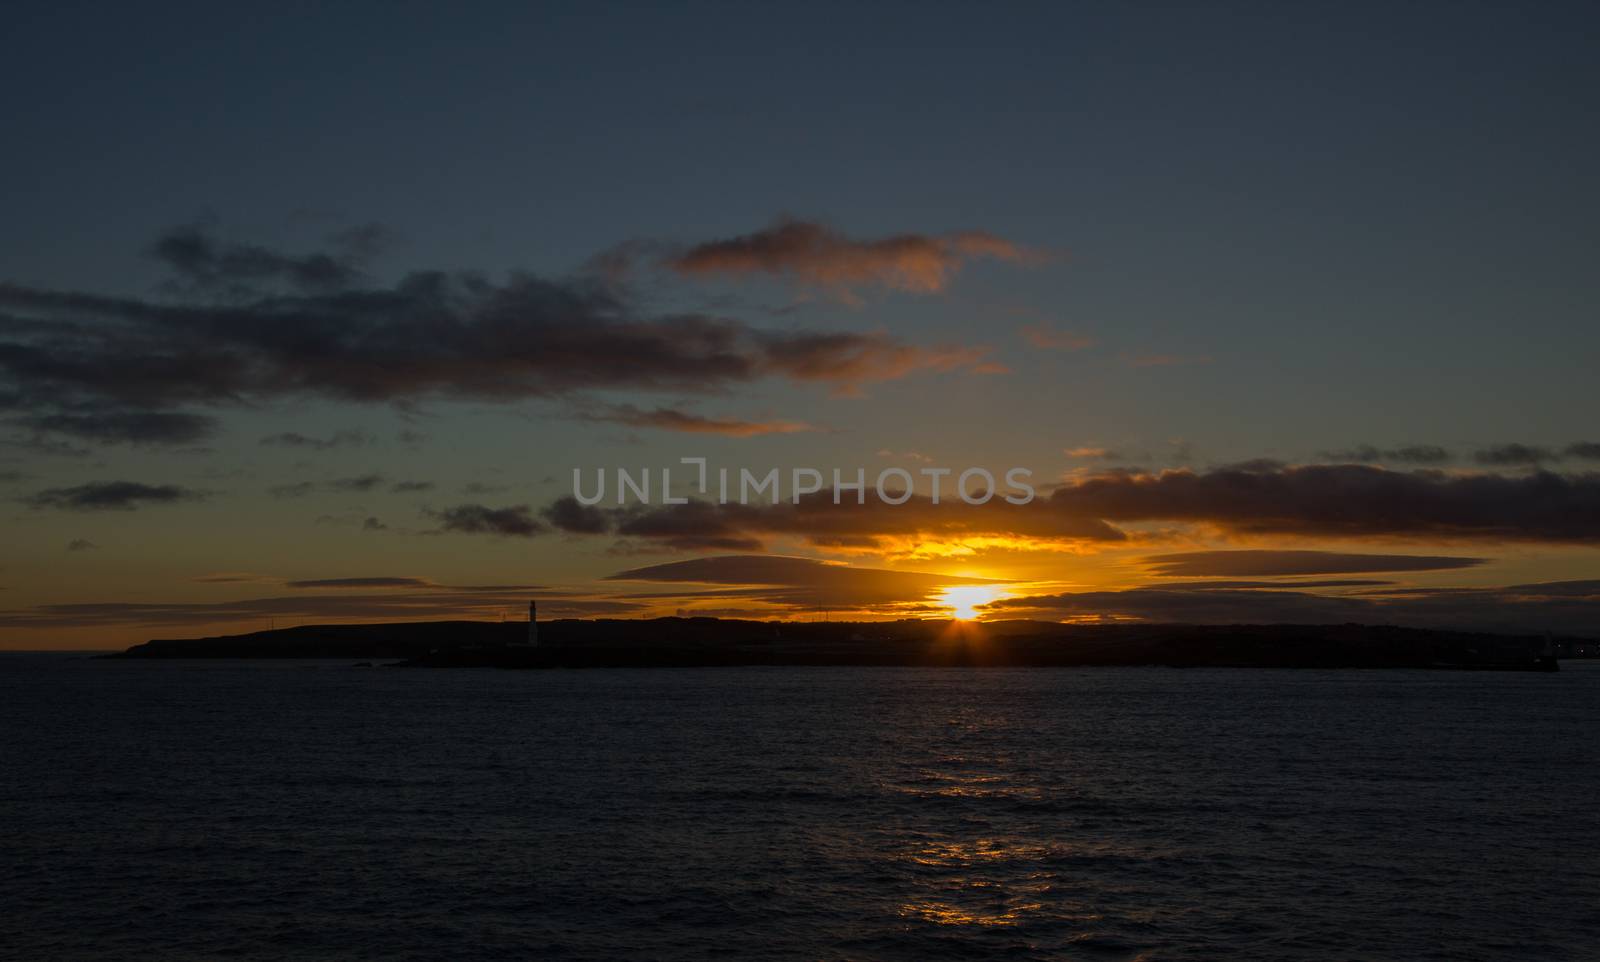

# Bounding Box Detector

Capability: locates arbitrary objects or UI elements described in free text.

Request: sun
[938,585,1007,621]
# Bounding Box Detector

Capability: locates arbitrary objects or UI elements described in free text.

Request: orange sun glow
[938,585,1008,620]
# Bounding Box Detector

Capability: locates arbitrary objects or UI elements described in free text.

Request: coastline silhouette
[105,613,1564,671]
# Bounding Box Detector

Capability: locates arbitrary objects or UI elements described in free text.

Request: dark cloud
[611,490,1119,551]
[1473,443,1557,466]
[0,434,91,457]
[23,480,205,511]
[150,224,372,294]
[1211,458,1286,474]
[10,410,216,446]
[1565,442,1600,460]
[268,481,316,499]
[361,516,388,531]
[428,504,544,538]
[576,404,816,437]
[269,475,385,498]
[983,580,1600,635]
[328,474,383,493]
[286,577,431,589]
[66,538,97,552]
[390,480,434,493]
[1139,579,1393,589]
[540,495,610,534]
[608,554,999,587]
[607,554,1003,612]
[534,464,1600,550]
[1319,445,1453,464]
[1143,550,1486,577]
[1049,465,1600,543]
[0,227,994,449]
[260,430,373,450]
[665,217,1028,297]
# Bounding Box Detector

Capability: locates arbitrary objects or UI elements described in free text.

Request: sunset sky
[3,3,1598,647]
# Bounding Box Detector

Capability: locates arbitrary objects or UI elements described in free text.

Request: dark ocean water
[2,655,1598,961]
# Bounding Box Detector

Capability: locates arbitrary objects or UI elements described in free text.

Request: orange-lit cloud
[1142,550,1485,577]
[606,554,1009,616]
[577,404,818,436]
[0,227,998,450]
[667,218,1030,298]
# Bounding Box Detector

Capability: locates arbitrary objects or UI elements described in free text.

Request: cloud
[608,554,999,587]
[983,579,1600,635]
[286,577,432,589]
[757,331,994,391]
[269,475,386,498]
[24,481,205,511]
[1468,442,1600,466]
[8,411,216,446]
[150,223,374,294]
[191,572,273,583]
[534,463,1600,552]
[1140,579,1394,589]
[1318,445,1453,464]
[541,490,1124,554]
[1473,443,1556,466]
[1019,325,1095,350]
[1320,443,1600,467]
[576,404,817,437]
[260,430,373,451]
[1142,550,1486,577]
[606,554,1004,612]
[664,218,1030,297]
[1050,465,1600,543]
[540,496,610,534]
[0,434,91,457]
[0,227,995,448]
[328,474,383,493]
[1064,447,1119,459]
[389,480,434,493]
[66,538,97,552]
[427,503,544,538]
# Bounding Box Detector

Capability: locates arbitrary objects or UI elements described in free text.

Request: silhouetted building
[511,600,538,648]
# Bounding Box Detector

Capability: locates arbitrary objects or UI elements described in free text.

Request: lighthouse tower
[524,600,539,648]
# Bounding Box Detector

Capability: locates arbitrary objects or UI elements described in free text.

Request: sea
[2,654,1598,961]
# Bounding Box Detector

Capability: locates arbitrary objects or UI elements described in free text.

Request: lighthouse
[525,600,539,648]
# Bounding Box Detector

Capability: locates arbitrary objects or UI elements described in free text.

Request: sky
[2,1,1599,647]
